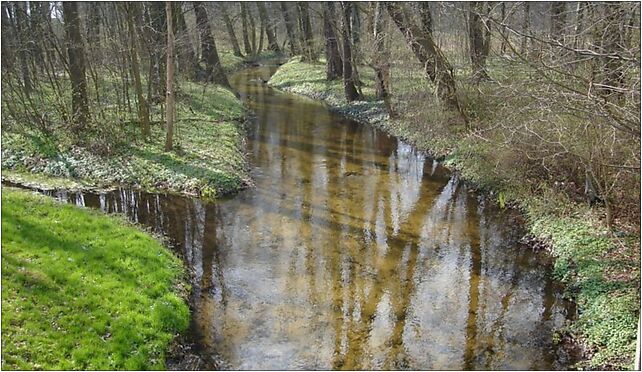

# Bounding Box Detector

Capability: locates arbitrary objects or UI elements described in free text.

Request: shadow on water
[5,63,578,370]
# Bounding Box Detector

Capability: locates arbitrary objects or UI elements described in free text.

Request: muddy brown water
[9,64,578,370]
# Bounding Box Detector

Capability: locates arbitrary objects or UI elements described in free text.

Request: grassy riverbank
[269,57,640,369]
[1,51,282,198]
[1,187,190,369]
[2,81,247,199]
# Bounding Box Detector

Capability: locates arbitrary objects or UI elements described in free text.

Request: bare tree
[468,1,491,82]
[521,2,530,54]
[165,1,175,151]
[240,2,252,56]
[323,2,342,80]
[341,2,360,101]
[372,2,394,116]
[297,2,316,62]
[257,2,280,53]
[280,2,300,55]
[386,2,466,123]
[193,1,230,88]
[62,1,90,131]
[124,2,150,138]
[219,3,243,57]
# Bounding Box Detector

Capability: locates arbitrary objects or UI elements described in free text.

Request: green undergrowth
[1,187,190,369]
[268,57,640,370]
[2,81,248,199]
[0,49,283,198]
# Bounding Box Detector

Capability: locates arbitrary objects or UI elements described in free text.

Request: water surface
[14,64,575,370]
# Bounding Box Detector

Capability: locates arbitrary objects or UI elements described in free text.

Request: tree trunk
[550,2,566,43]
[165,1,175,151]
[14,2,31,95]
[148,2,167,99]
[386,2,467,124]
[521,2,530,54]
[373,2,394,116]
[280,2,299,55]
[323,2,342,80]
[1,3,13,71]
[257,2,280,53]
[500,2,507,54]
[28,1,46,72]
[341,2,360,102]
[298,2,316,62]
[573,2,587,50]
[219,3,243,57]
[417,2,433,35]
[468,1,491,82]
[247,3,257,56]
[240,3,252,56]
[62,1,90,131]
[193,1,230,88]
[174,2,198,78]
[86,2,102,64]
[125,3,150,138]
[257,12,265,54]
[595,2,627,102]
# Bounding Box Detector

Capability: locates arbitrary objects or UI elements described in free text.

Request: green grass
[268,57,640,370]
[1,187,190,370]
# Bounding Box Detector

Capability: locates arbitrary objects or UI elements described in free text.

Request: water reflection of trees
[43,106,567,369]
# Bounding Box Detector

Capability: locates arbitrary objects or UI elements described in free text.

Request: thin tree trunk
[14,2,31,95]
[323,2,342,80]
[257,2,280,53]
[550,2,566,43]
[165,1,175,151]
[468,1,491,82]
[500,2,507,54]
[595,2,627,102]
[248,4,257,56]
[341,2,360,102]
[298,2,315,61]
[373,2,394,116]
[220,3,243,57]
[240,3,252,56]
[174,2,198,78]
[521,2,530,54]
[573,2,587,50]
[149,2,167,99]
[280,2,299,55]
[417,2,433,35]
[87,2,102,64]
[193,1,230,88]
[1,3,14,71]
[386,2,467,124]
[125,3,150,138]
[257,12,265,54]
[62,1,90,131]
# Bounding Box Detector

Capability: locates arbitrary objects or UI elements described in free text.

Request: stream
[9,63,577,369]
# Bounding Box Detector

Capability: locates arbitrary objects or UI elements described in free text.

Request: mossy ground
[269,57,640,370]
[1,187,190,369]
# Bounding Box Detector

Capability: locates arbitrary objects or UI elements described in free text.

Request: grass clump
[1,187,190,369]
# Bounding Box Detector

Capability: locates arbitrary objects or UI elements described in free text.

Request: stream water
[10,64,577,369]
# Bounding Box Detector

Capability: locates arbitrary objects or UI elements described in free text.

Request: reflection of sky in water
[35,65,574,370]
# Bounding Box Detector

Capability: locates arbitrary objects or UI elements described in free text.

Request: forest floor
[269,57,640,370]
[1,51,274,199]
[1,187,190,369]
